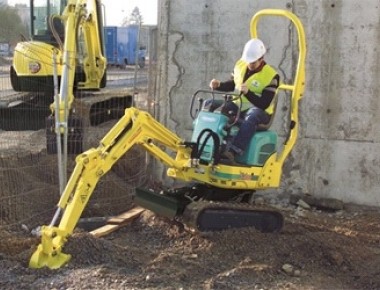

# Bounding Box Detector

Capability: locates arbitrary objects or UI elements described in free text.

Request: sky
[102,0,157,26]
[8,0,158,26]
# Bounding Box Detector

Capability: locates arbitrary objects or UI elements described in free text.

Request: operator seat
[256,93,279,131]
[230,92,279,132]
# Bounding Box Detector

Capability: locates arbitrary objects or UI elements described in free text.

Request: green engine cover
[235,130,277,166]
[191,111,228,162]
[191,111,277,166]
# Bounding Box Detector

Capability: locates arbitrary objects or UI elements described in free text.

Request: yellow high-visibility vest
[233,59,277,114]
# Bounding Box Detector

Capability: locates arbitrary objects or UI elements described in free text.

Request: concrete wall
[154,0,380,206]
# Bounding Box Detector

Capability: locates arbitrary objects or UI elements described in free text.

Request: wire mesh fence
[0,55,151,231]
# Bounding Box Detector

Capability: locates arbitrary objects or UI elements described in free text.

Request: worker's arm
[217,79,236,92]
[209,75,235,92]
[244,75,279,110]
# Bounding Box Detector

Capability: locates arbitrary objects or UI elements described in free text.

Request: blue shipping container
[104,25,146,67]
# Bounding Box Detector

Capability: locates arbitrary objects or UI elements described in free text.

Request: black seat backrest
[257,92,279,131]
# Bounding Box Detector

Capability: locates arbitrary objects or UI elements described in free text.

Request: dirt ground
[0,195,379,290]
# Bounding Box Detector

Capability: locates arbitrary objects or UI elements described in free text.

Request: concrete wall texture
[154,0,380,206]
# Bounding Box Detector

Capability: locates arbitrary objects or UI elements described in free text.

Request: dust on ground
[0,198,379,290]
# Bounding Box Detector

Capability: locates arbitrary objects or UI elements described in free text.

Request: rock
[282,263,294,275]
[297,199,311,210]
[329,250,344,266]
[290,194,344,211]
[254,197,265,205]
[20,275,37,283]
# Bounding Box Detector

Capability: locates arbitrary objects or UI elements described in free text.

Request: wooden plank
[90,207,145,238]
[107,207,145,224]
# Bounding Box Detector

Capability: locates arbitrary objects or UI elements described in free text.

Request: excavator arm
[53,0,106,123]
[30,107,197,269]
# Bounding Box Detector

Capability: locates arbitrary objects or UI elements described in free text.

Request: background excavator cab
[10,0,106,96]
[31,0,66,44]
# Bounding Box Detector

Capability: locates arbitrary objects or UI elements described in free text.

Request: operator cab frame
[30,0,66,44]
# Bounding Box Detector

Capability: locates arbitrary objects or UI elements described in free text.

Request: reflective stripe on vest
[233,59,277,114]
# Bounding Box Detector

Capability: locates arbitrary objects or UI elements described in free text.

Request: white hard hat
[241,38,266,63]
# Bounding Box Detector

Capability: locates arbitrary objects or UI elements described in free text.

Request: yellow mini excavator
[6,0,131,140]
[29,9,306,269]
[10,0,107,96]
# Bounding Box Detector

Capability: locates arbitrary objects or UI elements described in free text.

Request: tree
[121,6,143,26]
[0,5,28,45]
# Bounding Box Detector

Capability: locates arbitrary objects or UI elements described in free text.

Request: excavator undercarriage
[135,185,284,233]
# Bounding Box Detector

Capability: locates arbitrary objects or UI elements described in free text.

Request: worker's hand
[209,79,220,90]
[240,83,249,95]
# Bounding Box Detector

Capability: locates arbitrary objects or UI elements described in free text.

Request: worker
[209,38,280,162]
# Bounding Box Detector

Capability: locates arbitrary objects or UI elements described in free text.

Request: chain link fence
[0,56,151,231]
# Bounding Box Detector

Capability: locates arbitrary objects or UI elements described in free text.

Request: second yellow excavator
[10,0,106,96]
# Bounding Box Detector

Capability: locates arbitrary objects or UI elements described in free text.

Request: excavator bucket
[29,244,71,269]
[29,226,71,269]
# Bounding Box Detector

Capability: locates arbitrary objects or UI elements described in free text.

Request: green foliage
[0,5,28,44]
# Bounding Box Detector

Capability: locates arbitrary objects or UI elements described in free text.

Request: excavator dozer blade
[29,244,71,269]
[0,93,51,131]
[134,188,187,219]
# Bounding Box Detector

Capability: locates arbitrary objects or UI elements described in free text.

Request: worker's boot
[221,151,236,164]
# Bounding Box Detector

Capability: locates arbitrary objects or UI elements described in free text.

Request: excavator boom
[29,106,283,269]
[30,107,193,268]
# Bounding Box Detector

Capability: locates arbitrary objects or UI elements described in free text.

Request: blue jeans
[229,105,271,154]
